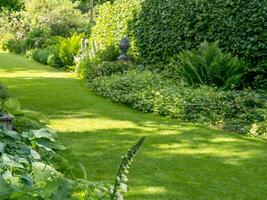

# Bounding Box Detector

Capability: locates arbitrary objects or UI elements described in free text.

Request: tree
[0,0,23,11]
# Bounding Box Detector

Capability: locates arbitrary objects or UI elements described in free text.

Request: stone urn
[117,37,130,61]
[0,114,13,130]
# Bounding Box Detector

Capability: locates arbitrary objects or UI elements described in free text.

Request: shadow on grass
[1,53,267,199]
[58,127,267,200]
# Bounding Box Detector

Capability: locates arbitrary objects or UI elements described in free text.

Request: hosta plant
[0,126,146,199]
[3,98,49,132]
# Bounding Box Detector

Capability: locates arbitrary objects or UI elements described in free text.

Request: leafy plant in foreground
[3,98,49,132]
[0,123,146,199]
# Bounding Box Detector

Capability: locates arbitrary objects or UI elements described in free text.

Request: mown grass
[1,52,267,200]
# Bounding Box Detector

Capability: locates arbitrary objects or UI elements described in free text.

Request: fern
[178,41,244,89]
[57,33,84,66]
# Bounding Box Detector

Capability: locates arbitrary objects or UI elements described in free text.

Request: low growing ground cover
[1,53,267,200]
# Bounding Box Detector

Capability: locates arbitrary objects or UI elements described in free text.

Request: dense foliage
[88,0,266,88]
[130,0,266,65]
[0,0,23,11]
[0,127,67,199]
[176,41,245,89]
[91,70,266,137]
[0,125,145,199]
[82,60,134,80]
[90,0,140,55]
[23,0,87,37]
[0,84,48,132]
[1,0,266,137]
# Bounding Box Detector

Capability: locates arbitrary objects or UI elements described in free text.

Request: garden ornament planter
[0,114,13,130]
[118,37,130,61]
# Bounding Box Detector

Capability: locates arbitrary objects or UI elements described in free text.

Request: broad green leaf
[34,138,53,152]
[1,153,24,169]
[32,162,59,183]
[31,129,56,142]
[52,143,66,151]
[30,149,41,160]
[0,129,21,140]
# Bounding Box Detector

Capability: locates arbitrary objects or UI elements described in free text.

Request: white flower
[121,174,128,182]
[120,183,128,193]
[74,56,81,64]
[110,188,114,195]
[116,192,123,200]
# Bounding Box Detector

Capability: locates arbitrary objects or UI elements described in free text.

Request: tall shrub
[23,0,88,36]
[130,0,266,65]
[90,0,141,55]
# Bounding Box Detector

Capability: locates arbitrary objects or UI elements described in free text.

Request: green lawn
[1,52,267,200]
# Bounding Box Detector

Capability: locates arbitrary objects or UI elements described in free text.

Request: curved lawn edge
[1,53,267,200]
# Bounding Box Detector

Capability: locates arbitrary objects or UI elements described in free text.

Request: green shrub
[245,60,267,90]
[91,0,140,56]
[0,33,14,51]
[23,28,50,50]
[50,33,84,68]
[23,0,88,37]
[177,41,245,89]
[47,54,63,68]
[32,48,50,64]
[3,39,25,54]
[91,70,267,136]
[86,61,133,80]
[0,0,23,11]
[96,45,120,62]
[130,0,266,66]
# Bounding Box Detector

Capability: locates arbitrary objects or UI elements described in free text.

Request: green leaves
[178,41,244,89]
[91,69,266,135]
[3,98,49,132]
[22,128,65,152]
[129,0,266,67]
[30,128,56,142]
[0,128,21,140]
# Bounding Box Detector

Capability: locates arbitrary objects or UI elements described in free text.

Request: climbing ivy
[130,0,266,65]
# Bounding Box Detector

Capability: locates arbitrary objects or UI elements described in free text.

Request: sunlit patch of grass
[1,53,267,200]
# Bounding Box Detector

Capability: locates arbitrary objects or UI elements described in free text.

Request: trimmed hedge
[92,0,266,66]
[131,0,266,65]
